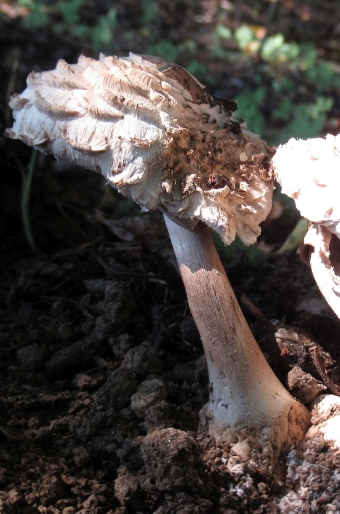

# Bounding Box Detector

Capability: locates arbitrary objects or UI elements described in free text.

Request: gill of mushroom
[7,53,310,457]
[272,135,340,320]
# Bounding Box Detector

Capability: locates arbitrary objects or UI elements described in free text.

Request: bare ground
[1,1,340,512]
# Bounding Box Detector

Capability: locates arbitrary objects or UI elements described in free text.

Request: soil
[1,2,340,513]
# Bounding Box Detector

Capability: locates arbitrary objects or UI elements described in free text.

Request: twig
[310,345,340,397]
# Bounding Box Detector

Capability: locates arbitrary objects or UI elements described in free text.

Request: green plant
[234,24,259,54]
[228,26,337,144]
[273,98,334,142]
[148,40,179,62]
[7,5,338,151]
[91,8,117,52]
[16,150,38,252]
[235,87,266,135]
[56,0,84,24]
[19,0,50,28]
[215,24,232,41]
[141,0,159,26]
[186,60,207,77]
[16,0,118,53]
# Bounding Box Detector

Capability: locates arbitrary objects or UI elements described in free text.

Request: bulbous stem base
[164,216,310,456]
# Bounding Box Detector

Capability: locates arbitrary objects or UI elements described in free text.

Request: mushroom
[7,54,310,457]
[273,135,340,319]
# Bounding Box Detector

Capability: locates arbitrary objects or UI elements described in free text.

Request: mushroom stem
[164,215,310,453]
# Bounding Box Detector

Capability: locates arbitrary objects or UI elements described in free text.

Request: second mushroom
[273,135,340,320]
[8,53,310,459]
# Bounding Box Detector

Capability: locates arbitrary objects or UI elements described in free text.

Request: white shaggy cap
[273,135,340,318]
[273,135,340,237]
[8,53,274,245]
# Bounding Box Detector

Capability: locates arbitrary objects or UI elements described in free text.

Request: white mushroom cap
[273,135,340,318]
[273,135,340,237]
[8,53,274,245]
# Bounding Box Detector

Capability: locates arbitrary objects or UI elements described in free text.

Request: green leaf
[57,0,84,25]
[236,88,266,135]
[186,60,207,77]
[150,40,179,61]
[235,25,256,51]
[261,33,285,61]
[215,24,232,40]
[91,8,117,51]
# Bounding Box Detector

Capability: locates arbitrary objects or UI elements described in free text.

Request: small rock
[144,400,177,432]
[227,456,245,475]
[131,378,167,418]
[73,373,105,391]
[84,279,136,325]
[82,493,98,509]
[95,368,137,412]
[287,366,327,403]
[109,333,136,357]
[230,440,251,460]
[140,428,203,491]
[122,341,162,378]
[58,322,74,341]
[280,394,340,512]
[73,446,90,466]
[93,315,114,338]
[309,394,340,447]
[17,344,45,370]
